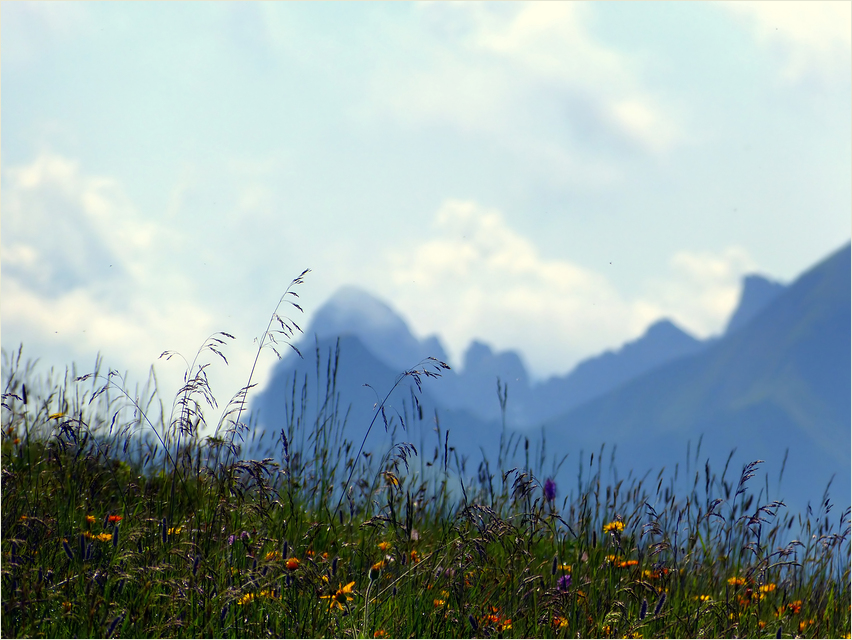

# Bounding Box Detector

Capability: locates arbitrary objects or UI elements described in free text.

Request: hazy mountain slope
[310,285,449,372]
[531,319,705,424]
[725,274,786,335]
[247,334,503,468]
[541,242,851,511]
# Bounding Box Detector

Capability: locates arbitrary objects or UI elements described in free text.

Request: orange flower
[85,515,96,524]
[373,631,388,638]
[84,531,113,542]
[410,550,420,564]
[286,557,300,571]
[378,541,391,552]
[265,551,282,562]
[108,515,122,523]
[617,559,639,568]
[727,577,746,587]
[369,560,386,581]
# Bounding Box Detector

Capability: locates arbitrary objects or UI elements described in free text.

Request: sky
[2,1,851,407]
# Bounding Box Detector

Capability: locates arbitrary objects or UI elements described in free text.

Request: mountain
[725,274,786,334]
[309,285,449,372]
[531,319,705,424]
[246,333,503,470]
[541,242,851,513]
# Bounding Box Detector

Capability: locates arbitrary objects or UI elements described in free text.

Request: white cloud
[382,200,758,377]
[375,2,685,175]
[718,1,851,83]
[640,247,759,339]
[0,153,245,409]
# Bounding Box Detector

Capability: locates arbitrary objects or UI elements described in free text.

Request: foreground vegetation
[2,278,849,638]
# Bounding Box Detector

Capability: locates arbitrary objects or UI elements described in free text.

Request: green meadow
[2,278,849,639]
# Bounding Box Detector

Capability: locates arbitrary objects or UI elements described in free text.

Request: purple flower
[544,478,557,502]
[557,574,572,592]
[228,534,236,546]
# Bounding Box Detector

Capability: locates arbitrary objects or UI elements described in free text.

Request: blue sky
[2,1,850,403]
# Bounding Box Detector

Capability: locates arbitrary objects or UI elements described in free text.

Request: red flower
[108,515,123,523]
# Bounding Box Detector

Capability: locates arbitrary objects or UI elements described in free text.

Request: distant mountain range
[248,242,850,513]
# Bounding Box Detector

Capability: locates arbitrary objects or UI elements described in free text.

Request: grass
[2,275,850,639]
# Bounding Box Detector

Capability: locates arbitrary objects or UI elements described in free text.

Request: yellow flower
[85,515,96,524]
[62,601,72,613]
[758,583,776,593]
[378,541,391,552]
[167,526,182,535]
[603,521,625,533]
[727,576,746,587]
[84,531,113,542]
[697,594,712,602]
[382,471,399,487]
[238,590,275,605]
[410,550,420,564]
[553,616,569,628]
[265,550,282,562]
[49,412,66,420]
[433,598,446,607]
[321,581,356,611]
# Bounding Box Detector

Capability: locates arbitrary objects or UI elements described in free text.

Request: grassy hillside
[2,275,849,639]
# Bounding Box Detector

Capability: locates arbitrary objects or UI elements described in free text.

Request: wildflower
[382,471,399,487]
[238,590,275,605]
[617,559,639,568]
[373,631,388,638]
[558,564,572,572]
[108,515,122,523]
[758,583,776,593]
[321,581,356,611]
[286,557,300,571]
[486,607,512,631]
[798,619,815,633]
[378,541,391,552]
[433,598,446,607]
[83,531,113,542]
[727,576,746,587]
[557,574,572,591]
[85,515,96,525]
[49,412,66,420]
[369,560,385,581]
[265,550,282,562]
[643,568,669,580]
[228,534,236,546]
[62,601,72,613]
[697,594,712,602]
[543,478,557,502]
[410,549,420,564]
[553,616,569,628]
[603,520,625,533]
[167,526,182,535]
